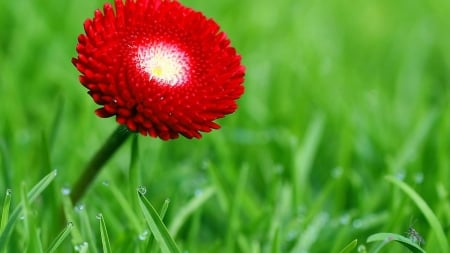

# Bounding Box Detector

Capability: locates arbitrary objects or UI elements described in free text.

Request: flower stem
[70,124,132,204]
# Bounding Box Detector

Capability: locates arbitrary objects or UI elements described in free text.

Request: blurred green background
[0,0,449,252]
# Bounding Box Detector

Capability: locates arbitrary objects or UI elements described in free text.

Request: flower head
[73,0,245,140]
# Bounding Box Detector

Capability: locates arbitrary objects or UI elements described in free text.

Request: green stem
[70,125,132,204]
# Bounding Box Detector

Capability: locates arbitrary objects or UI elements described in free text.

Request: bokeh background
[0,0,449,252]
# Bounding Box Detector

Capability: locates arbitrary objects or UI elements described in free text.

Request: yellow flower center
[136,43,190,86]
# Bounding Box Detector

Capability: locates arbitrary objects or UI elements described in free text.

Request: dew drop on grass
[137,185,147,195]
[19,215,25,220]
[352,219,363,229]
[357,244,367,253]
[395,171,405,181]
[286,230,298,241]
[74,242,88,251]
[138,229,149,240]
[194,189,203,196]
[414,172,424,184]
[74,204,85,212]
[6,189,12,196]
[102,180,109,186]
[61,187,71,195]
[96,213,103,220]
[339,213,351,225]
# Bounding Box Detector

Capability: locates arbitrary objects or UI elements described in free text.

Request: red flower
[73,0,245,140]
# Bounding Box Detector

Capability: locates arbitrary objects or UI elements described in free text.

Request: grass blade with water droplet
[98,214,112,253]
[138,191,181,253]
[0,170,57,251]
[0,189,12,234]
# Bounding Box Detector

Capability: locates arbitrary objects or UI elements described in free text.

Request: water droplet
[286,230,298,241]
[75,204,85,212]
[414,172,424,184]
[19,215,25,220]
[357,244,367,253]
[194,189,203,196]
[67,221,74,228]
[160,96,165,100]
[96,213,103,220]
[6,189,12,196]
[102,180,109,186]
[137,185,147,195]
[138,229,149,240]
[395,171,405,181]
[339,213,351,225]
[352,219,363,229]
[74,242,88,251]
[61,187,71,195]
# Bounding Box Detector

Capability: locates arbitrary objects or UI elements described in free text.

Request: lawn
[0,0,449,252]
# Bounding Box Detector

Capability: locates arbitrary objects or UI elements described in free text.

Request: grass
[1,0,450,252]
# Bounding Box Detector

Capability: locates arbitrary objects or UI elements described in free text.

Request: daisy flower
[73,0,245,140]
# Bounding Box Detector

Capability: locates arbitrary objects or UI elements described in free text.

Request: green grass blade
[292,114,325,205]
[146,198,171,252]
[107,179,143,233]
[0,189,12,233]
[48,96,64,151]
[45,221,73,253]
[389,110,437,172]
[367,233,425,253]
[98,213,112,253]
[159,198,170,219]
[129,135,139,190]
[128,135,140,214]
[290,212,329,252]
[386,175,449,252]
[270,226,280,253]
[77,207,95,253]
[168,187,215,237]
[60,192,91,253]
[206,162,230,211]
[337,239,358,253]
[21,182,44,253]
[226,165,249,252]
[138,189,181,253]
[0,170,57,251]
